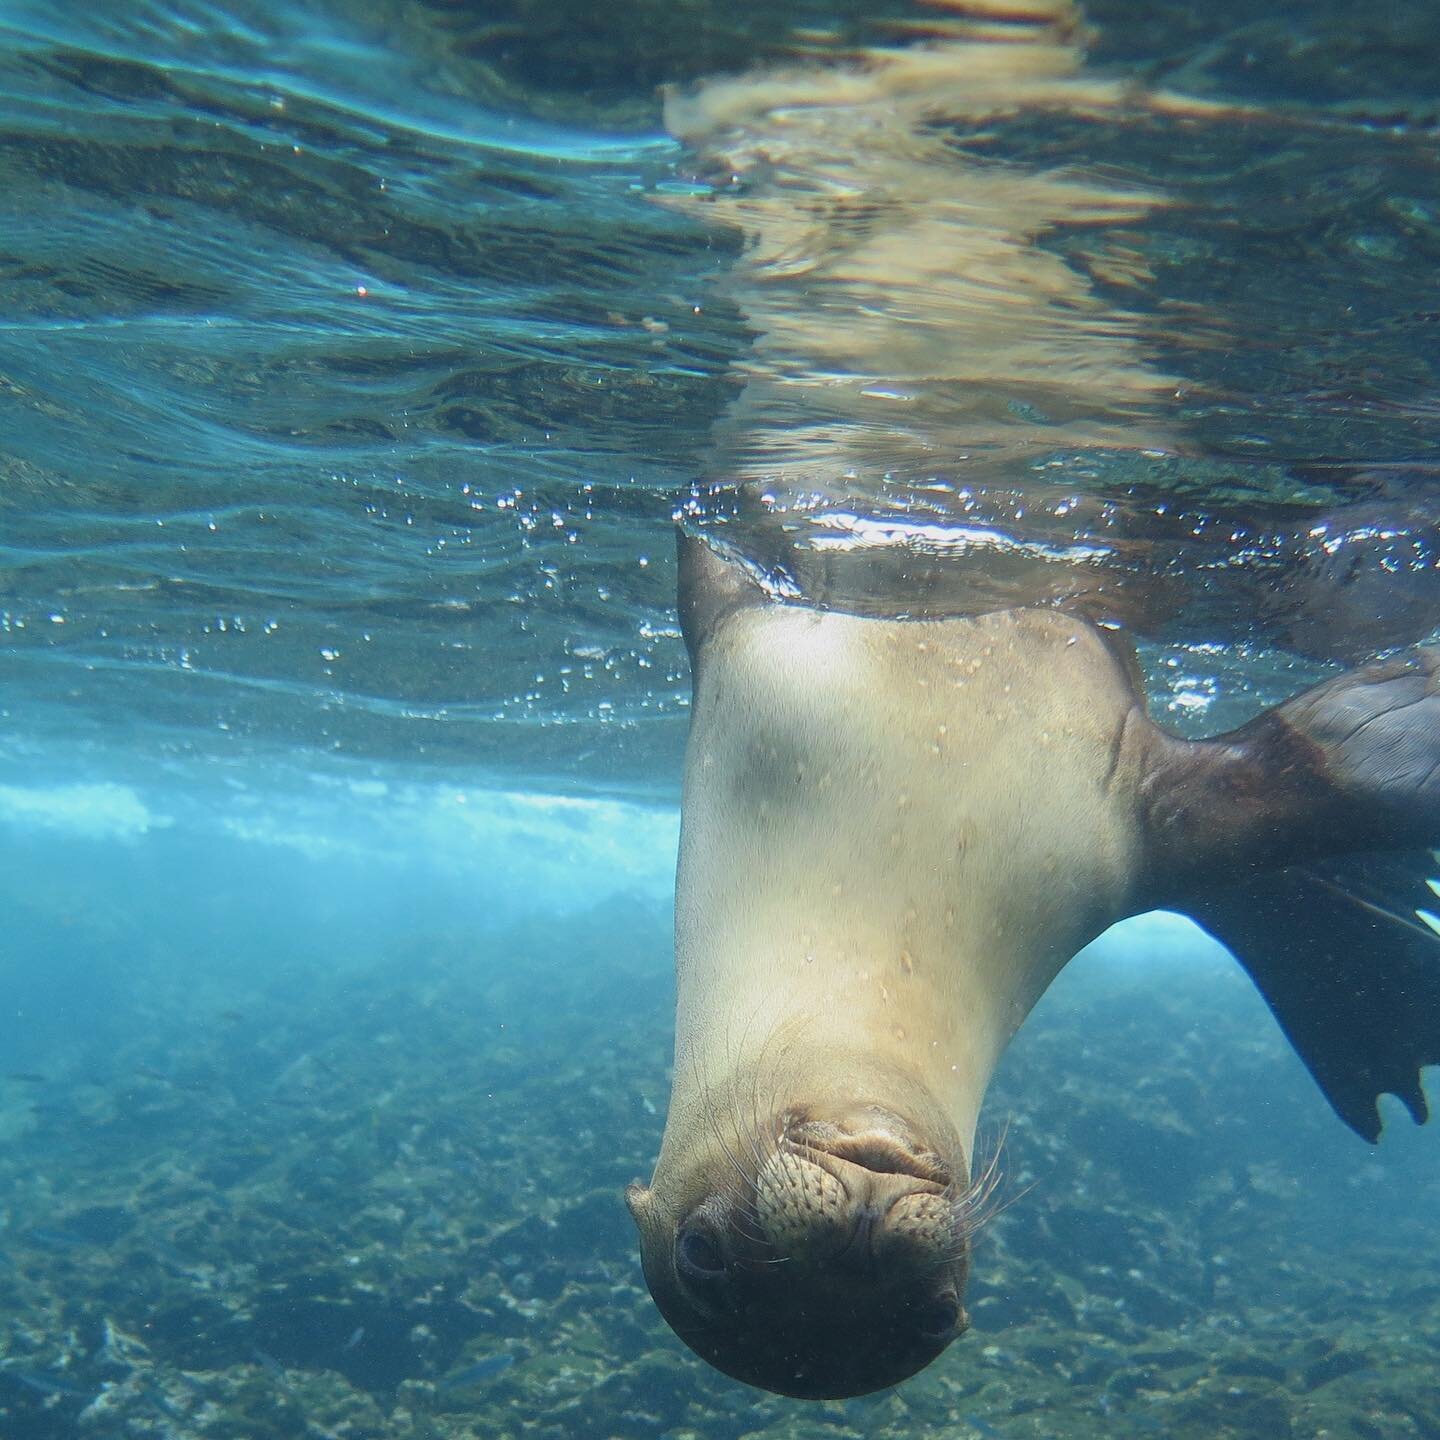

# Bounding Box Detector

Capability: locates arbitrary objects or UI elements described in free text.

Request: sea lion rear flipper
[1182,855,1440,1142]
[1142,646,1440,1140]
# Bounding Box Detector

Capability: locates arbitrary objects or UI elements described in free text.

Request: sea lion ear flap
[624,1181,655,1224]
[676,528,777,667]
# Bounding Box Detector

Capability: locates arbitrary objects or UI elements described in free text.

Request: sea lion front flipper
[1139,646,1440,1140]
[1182,855,1440,1142]
[676,530,775,671]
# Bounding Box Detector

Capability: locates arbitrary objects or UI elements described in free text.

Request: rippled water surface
[1,0,1436,799]
[2,5,1440,1438]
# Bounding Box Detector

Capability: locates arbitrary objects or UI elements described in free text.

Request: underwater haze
[1,0,1439,1437]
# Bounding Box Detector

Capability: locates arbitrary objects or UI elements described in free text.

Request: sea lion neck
[633,569,1152,1398]
[668,601,1145,1145]
[668,928,1007,1155]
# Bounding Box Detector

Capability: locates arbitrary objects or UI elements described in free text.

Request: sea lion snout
[627,1102,972,1398]
[756,1112,957,1270]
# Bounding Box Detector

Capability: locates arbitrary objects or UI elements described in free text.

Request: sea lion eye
[676,1224,726,1281]
[914,1296,960,1341]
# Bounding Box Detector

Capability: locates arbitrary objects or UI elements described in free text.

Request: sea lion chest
[676,603,1144,1078]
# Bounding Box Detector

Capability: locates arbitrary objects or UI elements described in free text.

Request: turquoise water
[1,1,1438,1435]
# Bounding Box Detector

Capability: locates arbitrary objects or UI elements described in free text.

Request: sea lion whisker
[705,1087,763,1197]
[725,1185,771,1241]
[722,999,778,1182]
[966,1119,1008,1194]
[716,1124,759,1192]
[938,1122,1013,1248]
[737,1068,778,1187]
[934,1171,1037,1271]
[728,1215,772,1249]
[960,1136,1006,1217]
[953,1175,1031,1260]
[730,1010,796,1194]
[714,1112,776,1245]
[687,1035,766,1205]
[735,1087,770,1181]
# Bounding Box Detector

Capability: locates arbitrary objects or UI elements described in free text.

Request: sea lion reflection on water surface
[624,0,1440,1403]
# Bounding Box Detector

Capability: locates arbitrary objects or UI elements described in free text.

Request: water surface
[1,1,1438,1436]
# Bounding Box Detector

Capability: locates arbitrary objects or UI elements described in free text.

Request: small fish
[151,1241,206,1278]
[25,1227,88,1252]
[4,1369,92,1399]
[263,1095,315,1111]
[137,1382,187,1418]
[134,1065,216,1093]
[438,1353,515,1391]
[250,1347,288,1383]
[342,1326,365,1352]
[4,1072,47,1084]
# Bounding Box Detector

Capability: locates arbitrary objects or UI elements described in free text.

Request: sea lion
[626,0,1438,1398]
[626,531,1440,1398]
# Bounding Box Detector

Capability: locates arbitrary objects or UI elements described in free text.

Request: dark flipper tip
[1186,854,1440,1143]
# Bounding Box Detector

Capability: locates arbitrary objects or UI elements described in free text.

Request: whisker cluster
[934,1118,1028,1267]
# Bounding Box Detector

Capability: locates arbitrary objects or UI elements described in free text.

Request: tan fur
[665,602,1141,1187]
[626,583,1157,1397]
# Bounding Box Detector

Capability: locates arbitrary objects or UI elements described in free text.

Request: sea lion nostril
[676,1224,726,1280]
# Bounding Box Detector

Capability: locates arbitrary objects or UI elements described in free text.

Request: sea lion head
[627,1087,976,1398]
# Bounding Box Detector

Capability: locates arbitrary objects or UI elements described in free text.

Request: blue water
[1,0,1438,1435]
